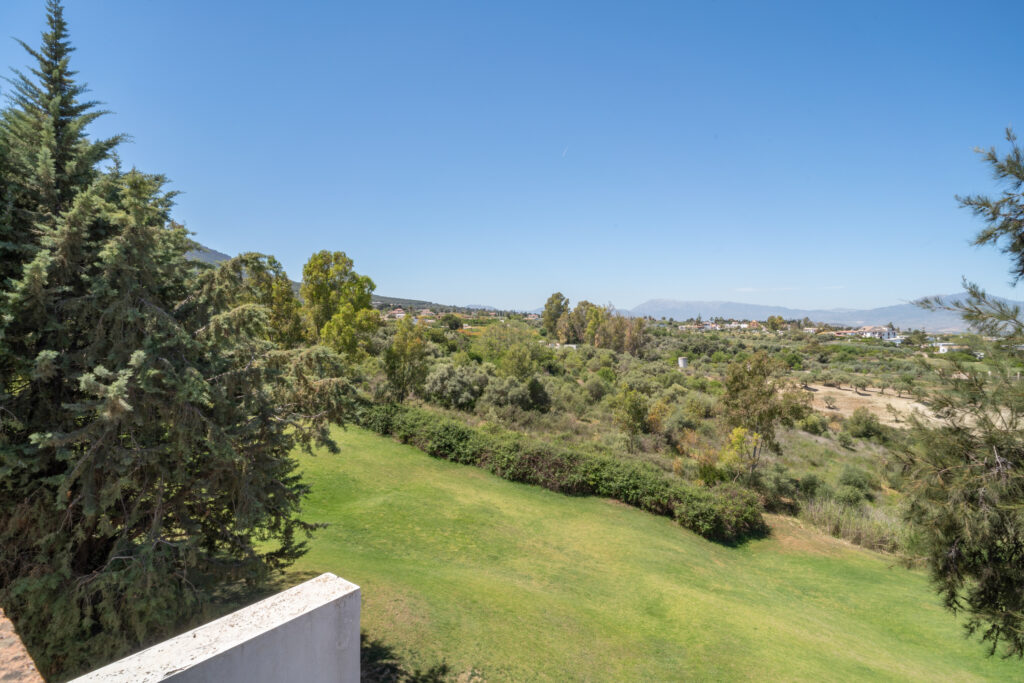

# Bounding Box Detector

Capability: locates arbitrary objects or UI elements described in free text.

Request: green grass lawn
[287,426,1019,681]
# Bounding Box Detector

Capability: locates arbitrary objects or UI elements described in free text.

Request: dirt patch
[802,384,934,427]
[766,514,853,557]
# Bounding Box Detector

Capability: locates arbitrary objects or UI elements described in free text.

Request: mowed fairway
[288,427,1018,681]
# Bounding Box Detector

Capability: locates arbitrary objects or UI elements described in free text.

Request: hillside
[184,244,232,266]
[285,427,1017,681]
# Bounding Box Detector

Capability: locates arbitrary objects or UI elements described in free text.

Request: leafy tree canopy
[383,316,430,401]
[300,249,379,355]
[542,292,569,335]
[720,351,809,454]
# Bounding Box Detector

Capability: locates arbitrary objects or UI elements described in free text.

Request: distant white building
[859,326,898,340]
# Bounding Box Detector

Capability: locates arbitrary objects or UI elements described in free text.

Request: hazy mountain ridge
[628,293,1020,332]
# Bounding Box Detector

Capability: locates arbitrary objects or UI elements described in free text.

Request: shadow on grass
[361,631,451,682]
[212,580,455,680]
[202,570,324,626]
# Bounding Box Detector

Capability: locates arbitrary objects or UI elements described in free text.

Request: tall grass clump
[800,498,911,554]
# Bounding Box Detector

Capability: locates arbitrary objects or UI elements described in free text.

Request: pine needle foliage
[0,0,122,287]
[0,4,357,677]
[907,129,1024,658]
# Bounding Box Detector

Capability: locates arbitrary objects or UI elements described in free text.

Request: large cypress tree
[0,0,120,287]
[0,4,355,678]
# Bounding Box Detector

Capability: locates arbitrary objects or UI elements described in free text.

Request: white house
[859,326,898,340]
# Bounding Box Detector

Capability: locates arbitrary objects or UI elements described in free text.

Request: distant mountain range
[186,245,1010,331]
[627,294,1016,332]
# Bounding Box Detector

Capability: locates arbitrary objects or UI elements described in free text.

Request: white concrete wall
[71,573,360,683]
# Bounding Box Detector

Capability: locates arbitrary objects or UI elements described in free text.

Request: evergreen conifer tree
[0,5,356,677]
[0,0,121,287]
[907,129,1024,657]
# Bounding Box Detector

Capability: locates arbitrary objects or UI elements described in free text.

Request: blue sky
[3,1,1023,311]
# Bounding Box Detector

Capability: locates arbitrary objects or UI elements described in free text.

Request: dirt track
[802,383,934,427]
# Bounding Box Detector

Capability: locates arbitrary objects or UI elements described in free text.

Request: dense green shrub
[662,405,699,434]
[544,377,588,416]
[797,473,829,499]
[683,394,716,422]
[844,407,883,439]
[390,406,436,443]
[756,464,800,513]
[779,351,803,370]
[525,376,552,413]
[362,403,400,435]
[424,362,490,410]
[798,413,828,436]
[834,485,865,506]
[425,421,480,464]
[695,459,730,486]
[359,405,766,543]
[658,370,688,390]
[838,464,877,490]
[674,483,767,542]
[687,376,709,393]
[481,375,550,413]
[585,376,609,402]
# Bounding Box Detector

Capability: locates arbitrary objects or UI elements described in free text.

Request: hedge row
[359,404,767,543]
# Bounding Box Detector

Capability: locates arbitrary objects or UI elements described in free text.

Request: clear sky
[3,1,1023,311]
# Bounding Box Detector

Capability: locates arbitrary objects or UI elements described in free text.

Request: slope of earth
[286,427,1018,681]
